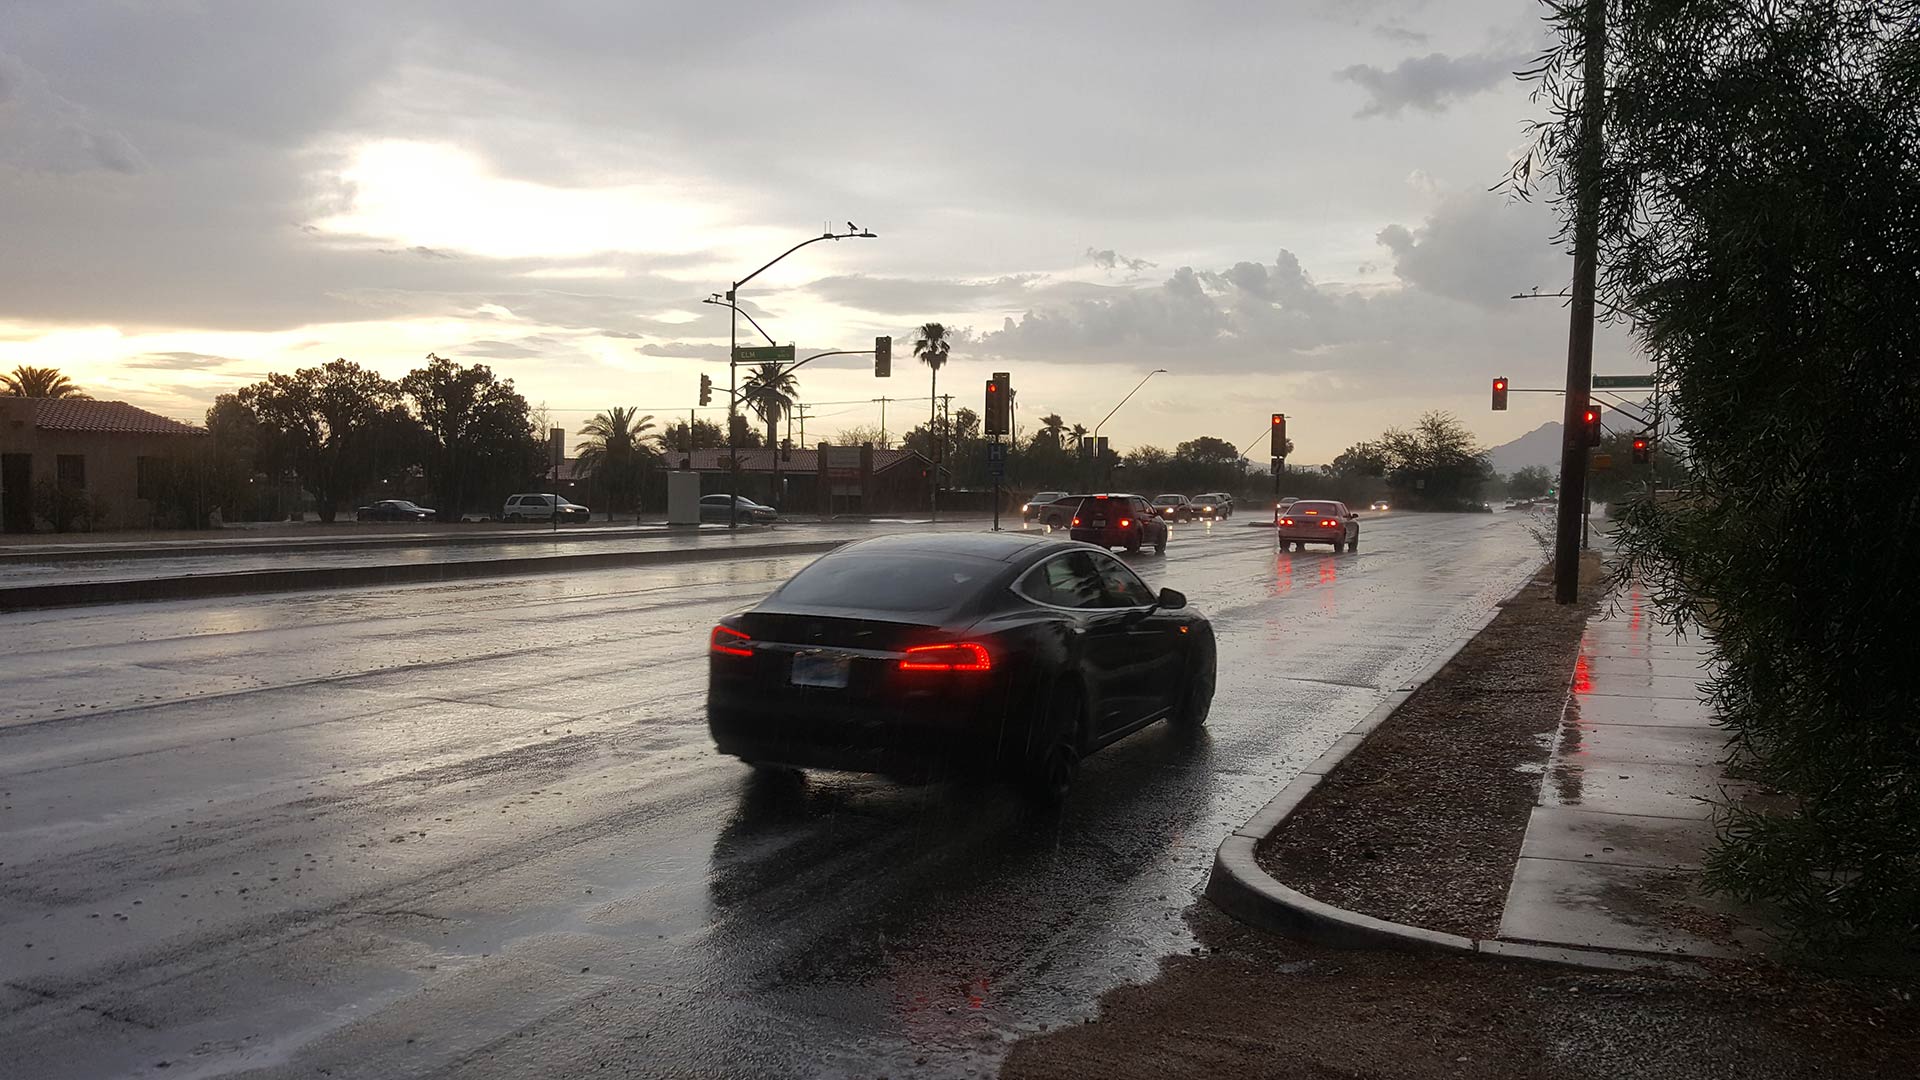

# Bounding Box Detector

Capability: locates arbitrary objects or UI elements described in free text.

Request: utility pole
[1554,0,1607,604]
[796,403,811,448]
[872,397,891,449]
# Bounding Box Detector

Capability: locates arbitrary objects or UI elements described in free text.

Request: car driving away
[1275,499,1359,551]
[354,499,436,522]
[700,493,777,524]
[1150,494,1194,522]
[1193,492,1233,520]
[1022,490,1069,524]
[1067,493,1170,553]
[707,532,1215,803]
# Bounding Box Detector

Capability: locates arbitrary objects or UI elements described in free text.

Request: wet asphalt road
[0,512,1544,1079]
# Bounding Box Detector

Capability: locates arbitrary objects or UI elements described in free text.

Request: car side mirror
[1157,587,1187,610]
[1348,513,1359,519]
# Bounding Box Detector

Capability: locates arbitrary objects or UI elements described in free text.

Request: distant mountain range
[1486,422,1562,475]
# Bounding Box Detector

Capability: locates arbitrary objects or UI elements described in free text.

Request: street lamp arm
[702,297,777,345]
[1092,368,1169,439]
[734,228,877,293]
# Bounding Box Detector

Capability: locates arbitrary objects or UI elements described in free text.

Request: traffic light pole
[1553,0,1607,605]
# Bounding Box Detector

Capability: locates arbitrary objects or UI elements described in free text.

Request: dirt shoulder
[1000,905,1920,1080]
[1253,554,1603,937]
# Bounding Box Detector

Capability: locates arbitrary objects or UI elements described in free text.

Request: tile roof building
[1,398,206,532]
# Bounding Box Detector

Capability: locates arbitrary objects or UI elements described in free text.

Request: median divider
[0,539,850,612]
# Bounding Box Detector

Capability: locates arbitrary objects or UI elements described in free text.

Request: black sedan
[707,532,1215,803]
[355,499,436,522]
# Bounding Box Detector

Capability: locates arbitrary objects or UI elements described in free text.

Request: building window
[57,454,85,489]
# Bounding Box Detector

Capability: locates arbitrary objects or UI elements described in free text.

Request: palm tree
[573,407,657,520]
[911,321,951,439]
[739,361,798,452]
[1037,413,1066,449]
[1,365,89,399]
[1068,423,1089,450]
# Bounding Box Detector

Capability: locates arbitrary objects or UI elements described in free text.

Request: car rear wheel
[1021,683,1086,807]
[1126,534,1142,553]
[1154,533,1167,554]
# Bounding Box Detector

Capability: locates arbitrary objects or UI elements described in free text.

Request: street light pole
[1090,368,1167,489]
[720,226,877,530]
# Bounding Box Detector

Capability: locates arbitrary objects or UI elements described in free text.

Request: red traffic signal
[1631,436,1650,464]
[985,372,1011,436]
[1270,413,1287,458]
[1492,377,1508,411]
[1581,403,1604,447]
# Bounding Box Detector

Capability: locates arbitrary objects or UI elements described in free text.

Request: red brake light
[1323,519,1339,527]
[1071,517,1081,526]
[899,642,991,672]
[1279,517,1293,526]
[710,625,753,657]
[1120,518,1131,527]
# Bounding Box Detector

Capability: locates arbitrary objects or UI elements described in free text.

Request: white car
[502,493,590,522]
[1275,499,1359,552]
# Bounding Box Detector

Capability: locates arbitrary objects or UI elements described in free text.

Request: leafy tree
[1329,442,1388,479]
[1067,423,1089,451]
[740,361,798,453]
[661,418,727,452]
[574,407,657,520]
[232,359,416,522]
[1509,464,1555,500]
[1375,411,1491,508]
[830,424,887,447]
[1517,0,1920,947]
[2,364,89,399]
[399,353,538,519]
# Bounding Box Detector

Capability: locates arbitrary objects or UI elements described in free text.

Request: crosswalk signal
[1271,414,1287,458]
[1582,402,1604,447]
[985,373,1011,436]
[874,335,892,378]
[1632,436,1650,464]
[699,373,712,406]
[1492,377,1508,411]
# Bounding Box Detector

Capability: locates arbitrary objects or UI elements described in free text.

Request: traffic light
[985,372,1010,436]
[874,335,892,378]
[1632,436,1650,464]
[1581,402,1604,447]
[1492,377,1508,411]
[699,373,712,406]
[1271,414,1287,458]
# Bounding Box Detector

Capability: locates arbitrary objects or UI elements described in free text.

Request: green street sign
[733,345,796,364]
[1592,374,1656,389]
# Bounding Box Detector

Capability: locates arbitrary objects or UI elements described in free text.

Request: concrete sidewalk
[1497,586,1776,958]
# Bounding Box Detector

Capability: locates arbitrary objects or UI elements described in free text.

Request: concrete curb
[0,539,849,612]
[0,523,769,563]
[1203,556,1695,974]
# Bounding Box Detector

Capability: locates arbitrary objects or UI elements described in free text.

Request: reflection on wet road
[0,513,1542,1078]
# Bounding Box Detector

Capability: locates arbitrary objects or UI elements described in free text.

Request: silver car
[700,494,777,523]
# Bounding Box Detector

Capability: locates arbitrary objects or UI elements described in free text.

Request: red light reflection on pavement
[1573,653,1593,694]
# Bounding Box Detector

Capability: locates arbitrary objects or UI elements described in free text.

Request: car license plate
[1090,518,1107,527]
[790,651,851,689]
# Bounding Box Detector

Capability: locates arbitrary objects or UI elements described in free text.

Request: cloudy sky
[0,0,1643,463]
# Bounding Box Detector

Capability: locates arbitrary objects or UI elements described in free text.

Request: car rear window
[1290,501,1340,515]
[775,553,996,613]
[1153,495,1182,504]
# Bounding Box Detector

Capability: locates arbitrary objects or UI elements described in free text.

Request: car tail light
[1279,517,1294,526]
[1120,518,1131,527]
[1322,519,1340,527]
[1071,517,1081,526]
[710,625,753,657]
[899,642,991,672]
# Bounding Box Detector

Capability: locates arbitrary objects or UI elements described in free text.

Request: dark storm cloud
[1336,51,1516,117]
[0,52,146,173]
[1086,248,1157,274]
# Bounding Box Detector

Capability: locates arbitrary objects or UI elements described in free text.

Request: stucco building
[0,398,206,532]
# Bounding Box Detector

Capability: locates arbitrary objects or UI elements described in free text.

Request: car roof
[836,531,1075,565]
[1153,493,1186,500]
